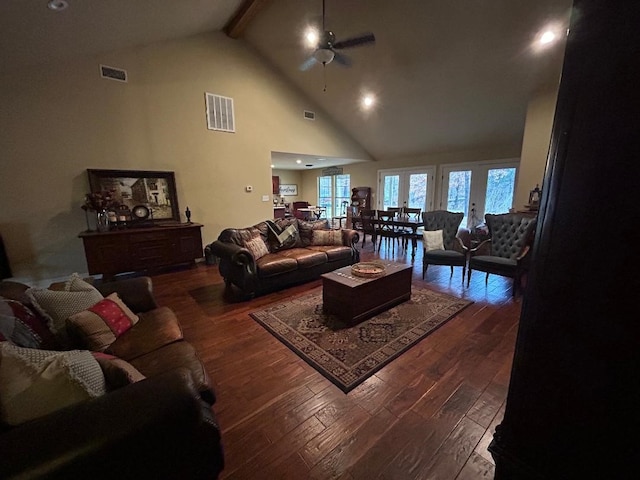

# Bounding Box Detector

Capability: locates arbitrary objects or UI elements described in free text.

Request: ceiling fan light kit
[299,0,376,72]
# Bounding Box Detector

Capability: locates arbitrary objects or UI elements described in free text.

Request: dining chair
[376,210,403,254]
[422,211,467,281]
[400,207,422,250]
[356,209,377,250]
[467,213,537,296]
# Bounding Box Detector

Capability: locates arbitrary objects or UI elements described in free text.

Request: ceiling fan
[299,0,376,71]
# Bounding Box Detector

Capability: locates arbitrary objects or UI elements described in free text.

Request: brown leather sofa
[0,277,224,479]
[206,218,360,298]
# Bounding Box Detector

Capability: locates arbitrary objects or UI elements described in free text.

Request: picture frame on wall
[87,169,180,222]
[279,184,298,196]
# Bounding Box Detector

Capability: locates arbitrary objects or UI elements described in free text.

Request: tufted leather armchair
[422,211,468,281]
[468,213,537,296]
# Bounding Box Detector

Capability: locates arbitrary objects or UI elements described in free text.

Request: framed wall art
[279,184,298,196]
[87,169,180,222]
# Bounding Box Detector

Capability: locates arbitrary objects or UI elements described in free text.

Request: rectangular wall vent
[303,110,316,120]
[100,64,127,82]
[205,93,235,133]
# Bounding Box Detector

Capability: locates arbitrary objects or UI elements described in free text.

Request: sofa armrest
[0,369,224,480]
[470,239,492,257]
[206,240,253,266]
[97,276,158,313]
[341,229,360,247]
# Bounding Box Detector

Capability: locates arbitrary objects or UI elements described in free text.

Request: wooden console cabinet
[79,223,203,277]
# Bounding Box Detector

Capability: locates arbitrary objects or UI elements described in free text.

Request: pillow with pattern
[26,273,104,334]
[67,293,139,352]
[311,229,344,246]
[0,297,55,349]
[0,342,106,425]
[298,219,331,247]
[243,236,270,260]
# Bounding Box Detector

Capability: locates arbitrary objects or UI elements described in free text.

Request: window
[440,160,519,227]
[378,167,436,211]
[318,174,350,217]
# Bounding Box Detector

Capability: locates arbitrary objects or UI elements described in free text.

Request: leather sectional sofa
[206,218,359,298]
[0,276,224,479]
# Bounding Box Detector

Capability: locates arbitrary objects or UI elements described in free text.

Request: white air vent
[205,93,235,133]
[303,110,316,120]
[100,64,127,82]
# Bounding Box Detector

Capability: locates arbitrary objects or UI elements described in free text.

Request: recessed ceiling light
[539,31,556,45]
[361,94,376,109]
[270,164,275,168]
[296,159,302,164]
[47,0,69,11]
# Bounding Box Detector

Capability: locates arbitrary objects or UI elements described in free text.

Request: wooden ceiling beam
[225,0,271,39]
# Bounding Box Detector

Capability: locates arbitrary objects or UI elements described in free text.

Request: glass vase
[96,209,110,232]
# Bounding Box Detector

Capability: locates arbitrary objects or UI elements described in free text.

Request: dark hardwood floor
[149,241,522,479]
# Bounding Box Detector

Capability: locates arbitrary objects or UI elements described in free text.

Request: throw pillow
[311,229,344,246]
[26,273,104,334]
[0,342,106,426]
[0,297,53,349]
[67,293,139,352]
[266,219,300,251]
[92,352,146,390]
[423,229,445,251]
[243,236,270,260]
[298,219,331,247]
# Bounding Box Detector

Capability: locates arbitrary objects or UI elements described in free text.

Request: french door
[378,167,436,212]
[440,160,519,227]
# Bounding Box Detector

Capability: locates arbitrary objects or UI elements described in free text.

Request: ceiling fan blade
[332,51,352,67]
[299,56,318,71]
[333,32,376,49]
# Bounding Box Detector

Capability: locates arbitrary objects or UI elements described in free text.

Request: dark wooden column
[489,0,640,478]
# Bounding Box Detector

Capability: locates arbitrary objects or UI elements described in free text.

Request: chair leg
[485,272,490,284]
[422,262,428,279]
[467,268,472,286]
[462,264,466,284]
[450,266,454,277]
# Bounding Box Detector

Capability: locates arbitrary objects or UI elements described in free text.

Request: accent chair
[467,212,537,296]
[422,211,467,281]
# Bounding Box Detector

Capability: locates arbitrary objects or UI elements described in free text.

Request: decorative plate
[351,262,386,278]
[132,205,150,220]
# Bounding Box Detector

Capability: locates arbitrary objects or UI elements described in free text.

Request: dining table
[297,206,326,220]
[351,216,423,260]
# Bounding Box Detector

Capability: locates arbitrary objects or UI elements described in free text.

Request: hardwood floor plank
[456,452,495,479]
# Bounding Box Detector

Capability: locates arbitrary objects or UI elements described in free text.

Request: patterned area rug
[250,287,472,393]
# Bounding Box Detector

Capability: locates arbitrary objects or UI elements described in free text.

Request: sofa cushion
[277,248,328,269]
[26,273,104,335]
[0,297,55,349]
[67,293,140,352]
[127,341,212,402]
[256,253,298,278]
[307,245,353,262]
[105,306,183,361]
[311,229,343,246]
[92,352,146,391]
[0,343,106,426]
[243,235,269,260]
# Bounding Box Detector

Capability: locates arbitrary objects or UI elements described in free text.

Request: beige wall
[514,87,560,209]
[271,169,303,203]
[0,31,370,282]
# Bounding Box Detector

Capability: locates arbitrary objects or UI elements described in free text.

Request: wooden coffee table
[321,262,413,325]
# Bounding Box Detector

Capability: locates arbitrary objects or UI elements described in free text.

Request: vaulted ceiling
[1,0,571,168]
